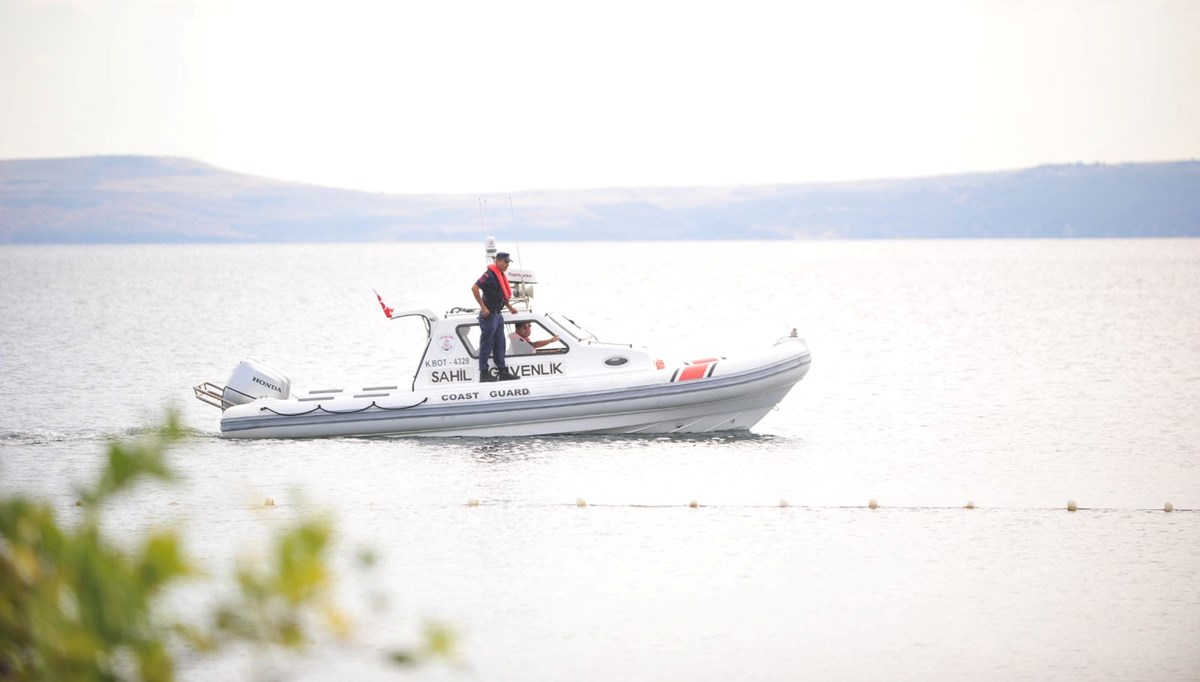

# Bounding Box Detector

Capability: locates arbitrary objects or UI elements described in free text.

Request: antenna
[479,198,495,264]
[477,197,485,243]
[509,196,524,271]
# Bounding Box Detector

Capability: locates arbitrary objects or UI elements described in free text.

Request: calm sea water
[2,240,1198,680]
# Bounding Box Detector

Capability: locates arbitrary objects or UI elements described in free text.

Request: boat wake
[0,425,215,447]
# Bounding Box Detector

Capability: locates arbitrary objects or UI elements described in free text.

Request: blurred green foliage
[0,412,453,681]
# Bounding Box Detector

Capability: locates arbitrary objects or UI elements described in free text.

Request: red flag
[373,289,393,318]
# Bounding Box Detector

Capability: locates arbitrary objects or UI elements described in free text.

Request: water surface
[2,240,1198,680]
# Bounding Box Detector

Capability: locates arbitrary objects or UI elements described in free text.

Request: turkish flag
[373,289,393,318]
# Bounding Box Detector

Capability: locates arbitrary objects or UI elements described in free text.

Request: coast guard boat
[194,241,811,439]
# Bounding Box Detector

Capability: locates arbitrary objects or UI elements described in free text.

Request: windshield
[548,313,597,342]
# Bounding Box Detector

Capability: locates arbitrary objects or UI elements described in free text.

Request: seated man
[509,321,560,355]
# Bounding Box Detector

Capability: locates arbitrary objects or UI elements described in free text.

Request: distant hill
[1,156,1197,243]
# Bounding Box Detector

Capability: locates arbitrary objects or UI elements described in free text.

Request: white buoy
[467,498,480,507]
[576,497,587,508]
[964,501,975,510]
[1067,500,1077,512]
[1164,502,1174,512]
[264,497,275,507]
[868,499,878,510]
[689,499,699,508]
[779,498,790,508]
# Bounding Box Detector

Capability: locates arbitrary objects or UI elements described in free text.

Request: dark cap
[496,252,512,262]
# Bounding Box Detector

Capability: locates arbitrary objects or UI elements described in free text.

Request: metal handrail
[193,381,231,410]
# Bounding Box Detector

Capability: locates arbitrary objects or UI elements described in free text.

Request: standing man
[471,252,521,383]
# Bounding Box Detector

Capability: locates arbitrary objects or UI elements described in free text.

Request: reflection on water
[468,437,534,463]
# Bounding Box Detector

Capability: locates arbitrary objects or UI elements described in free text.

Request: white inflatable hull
[216,342,810,439]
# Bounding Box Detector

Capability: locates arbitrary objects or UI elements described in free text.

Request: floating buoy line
[125,498,1188,513]
[453,499,1191,512]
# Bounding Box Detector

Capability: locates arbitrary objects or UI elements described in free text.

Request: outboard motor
[221,359,291,406]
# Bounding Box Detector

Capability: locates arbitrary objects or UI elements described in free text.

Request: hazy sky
[1,0,1197,193]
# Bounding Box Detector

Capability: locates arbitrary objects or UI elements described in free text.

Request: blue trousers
[478,311,507,374]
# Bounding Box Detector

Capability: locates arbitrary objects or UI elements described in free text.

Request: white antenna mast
[479,198,494,264]
[509,196,524,271]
